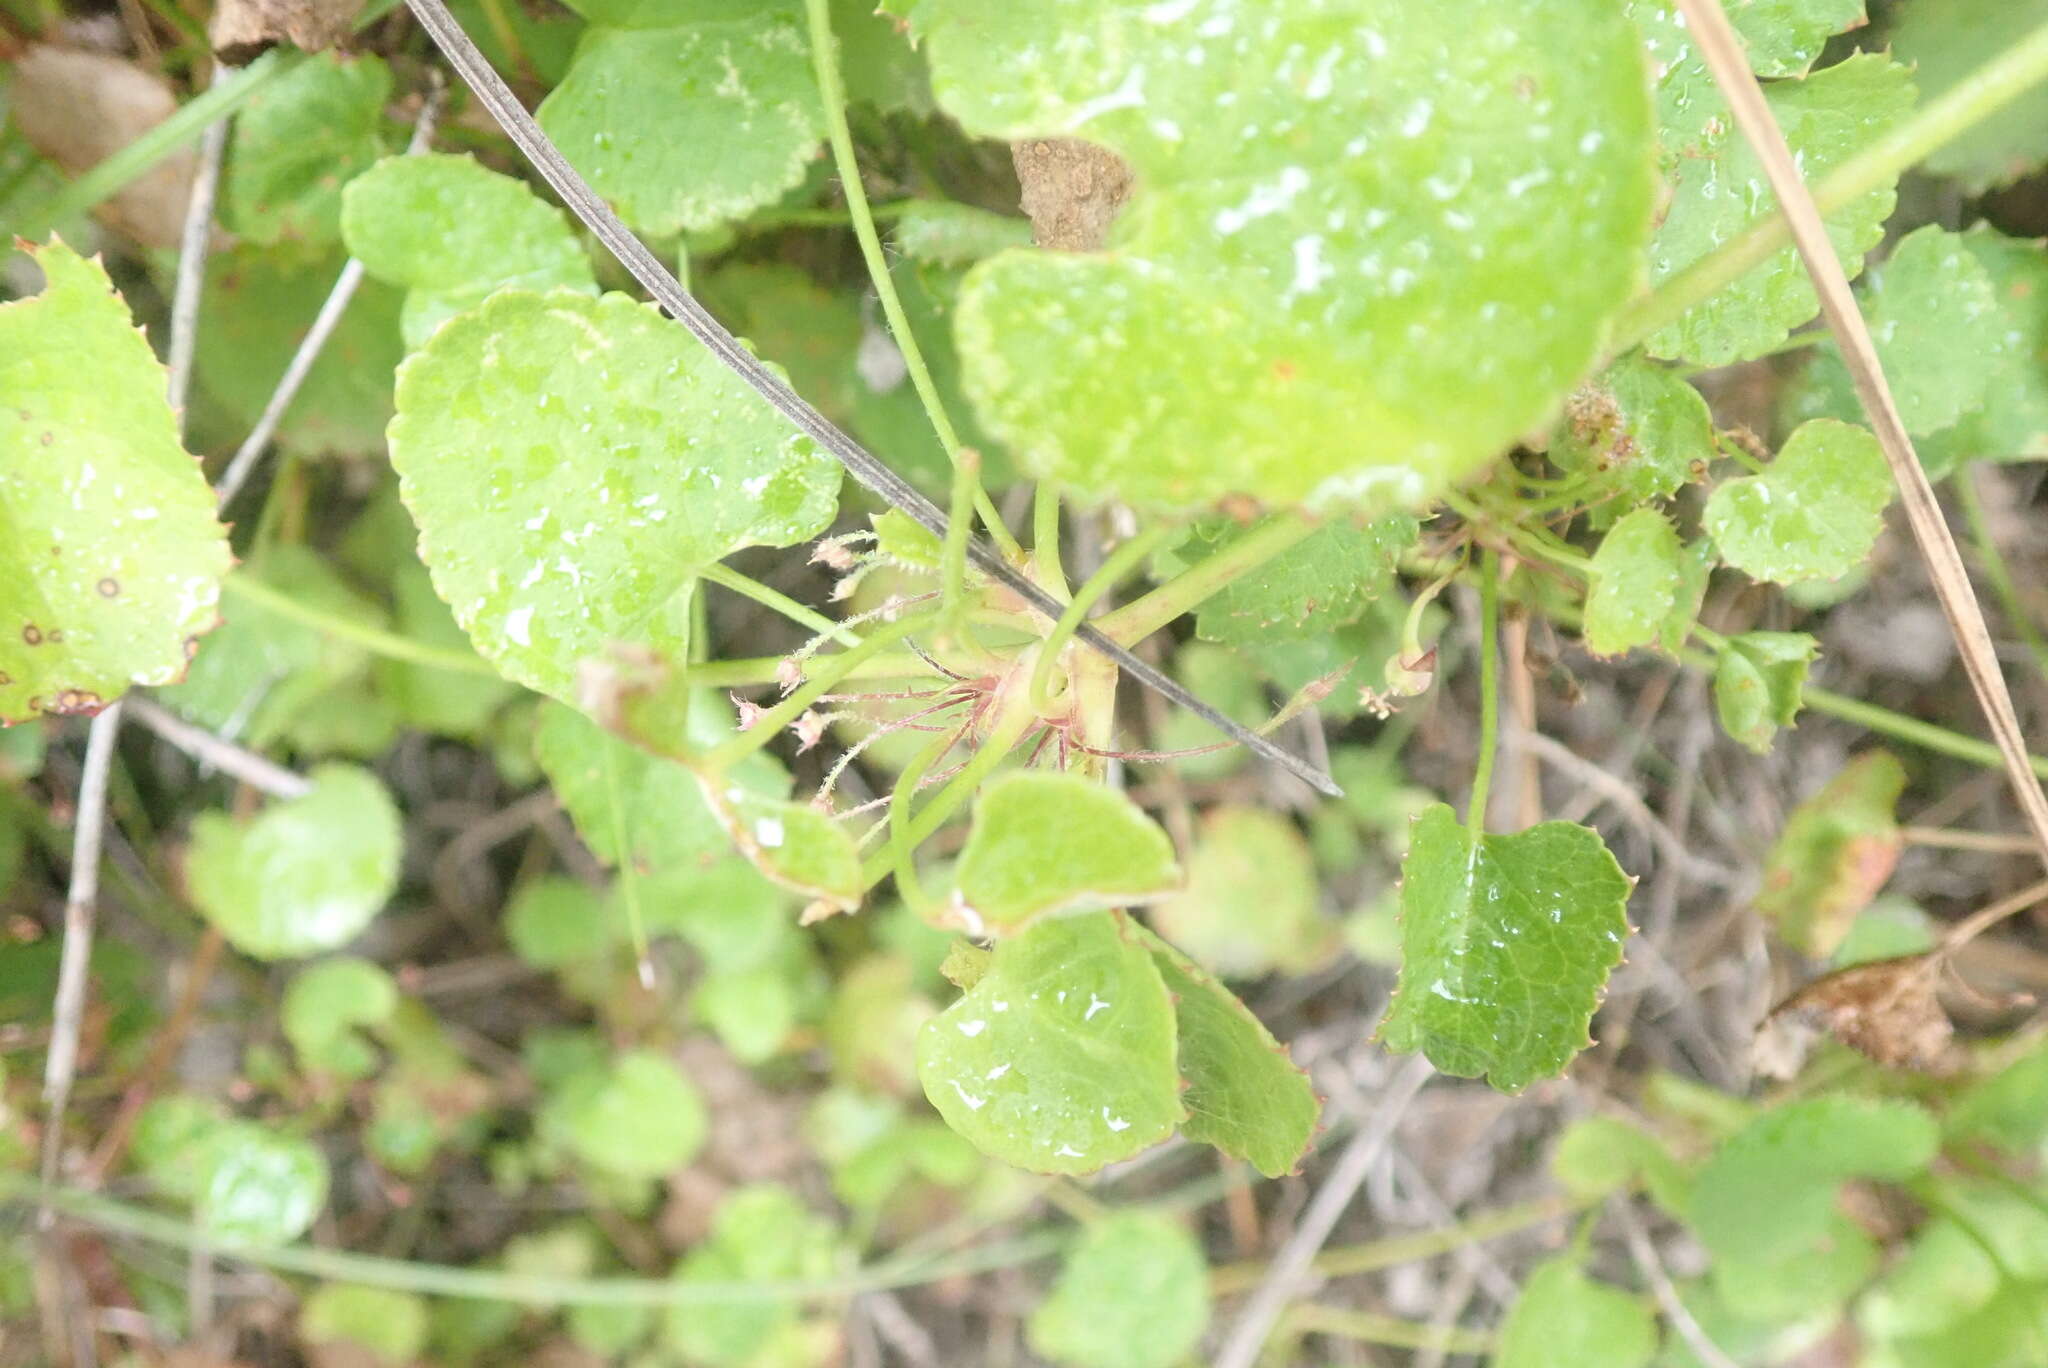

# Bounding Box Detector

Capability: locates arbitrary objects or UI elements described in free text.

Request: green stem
[1033,482,1070,602]
[1467,547,1501,835]
[1614,14,2048,354]
[940,446,981,626]
[1285,1305,1493,1357]
[742,200,917,231]
[14,51,294,243]
[600,741,650,981]
[700,614,936,772]
[699,562,858,647]
[1802,682,2048,781]
[860,700,1038,889]
[1099,513,1319,647]
[1955,468,2048,677]
[801,0,1020,561]
[887,725,958,911]
[221,575,502,676]
[0,1175,1061,1306]
[1030,526,1173,713]
[687,652,933,689]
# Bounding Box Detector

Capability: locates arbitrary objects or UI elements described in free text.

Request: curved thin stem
[1100,514,1317,647]
[860,700,1039,890]
[801,0,1020,562]
[701,613,937,773]
[699,562,859,647]
[1467,548,1502,836]
[887,723,963,912]
[1033,483,1070,602]
[1030,526,1173,714]
[220,575,502,677]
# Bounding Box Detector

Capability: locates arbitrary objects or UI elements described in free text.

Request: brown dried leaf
[1011,137,1133,252]
[8,45,196,249]
[210,0,362,63]
[1765,954,1956,1074]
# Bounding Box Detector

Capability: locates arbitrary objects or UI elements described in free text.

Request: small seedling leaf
[1026,1212,1211,1368]
[1585,508,1683,657]
[1705,419,1892,584]
[949,771,1182,934]
[1712,630,1818,753]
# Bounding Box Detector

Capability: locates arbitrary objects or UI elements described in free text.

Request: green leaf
[700,779,863,916]
[917,912,1184,1174]
[1920,226,2048,474]
[1709,1210,1879,1323]
[1550,1115,1687,1210]
[1755,750,1903,956]
[1026,1213,1211,1368]
[1494,1258,1658,1368]
[1891,0,2048,191]
[542,1048,705,1181]
[301,1285,429,1367]
[0,241,230,722]
[1859,226,2013,436]
[341,152,600,349]
[698,960,802,1064]
[1585,509,1683,657]
[194,242,406,458]
[1689,1095,1938,1262]
[534,698,787,875]
[949,771,1182,934]
[197,1119,330,1245]
[1131,921,1319,1178]
[889,201,1033,266]
[390,289,839,702]
[1549,357,1715,523]
[226,53,390,246]
[1949,1037,2048,1152]
[1188,515,1418,646]
[1713,630,1818,753]
[1149,806,1327,978]
[1658,538,1715,654]
[663,1184,840,1367]
[536,2,825,235]
[1381,805,1632,1092]
[1705,419,1892,583]
[1646,54,1914,366]
[282,957,399,1080]
[504,876,615,972]
[924,0,1657,512]
[185,765,403,961]
[1628,0,1867,152]
[1859,1218,2001,1342]
[375,562,521,739]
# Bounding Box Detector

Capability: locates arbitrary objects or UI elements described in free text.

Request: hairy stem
[860,701,1038,889]
[1031,526,1173,713]
[701,614,937,773]
[1467,548,1502,835]
[699,562,859,647]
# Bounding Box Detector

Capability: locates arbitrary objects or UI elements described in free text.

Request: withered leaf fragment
[1767,954,1955,1073]
[212,0,363,63]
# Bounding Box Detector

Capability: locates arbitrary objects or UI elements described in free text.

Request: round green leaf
[1026,1213,1211,1368]
[281,957,399,1079]
[301,1285,429,1367]
[197,1120,330,1245]
[1150,806,1327,978]
[184,764,403,960]
[1380,805,1633,1092]
[536,3,824,235]
[1713,630,1818,754]
[1495,1259,1658,1368]
[1585,508,1683,658]
[505,875,615,971]
[1187,514,1417,646]
[1550,357,1715,524]
[949,771,1182,935]
[546,1048,706,1181]
[917,912,1184,1174]
[700,779,863,916]
[1706,419,1892,584]
[1860,225,2012,436]
[1891,0,2048,192]
[390,289,839,701]
[663,1184,840,1366]
[341,152,599,349]
[924,0,1658,512]
[1,241,231,722]
[225,52,391,246]
[1690,1095,1938,1263]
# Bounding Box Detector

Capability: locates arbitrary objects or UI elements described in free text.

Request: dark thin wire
[400,0,1340,797]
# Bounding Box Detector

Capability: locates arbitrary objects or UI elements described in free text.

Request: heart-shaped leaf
[1550,357,1715,526]
[1495,1258,1658,1368]
[1706,419,1892,583]
[948,771,1181,935]
[184,765,403,960]
[918,912,1184,1174]
[700,779,863,918]
[281,957,399,1080]
[1027,1213,1212,1368]
[1,241,231,722]
[1714,630,1818,753]
[1381,805,1632,1091]
[540,1048,706,1182]
[1858,225,2013,436]
[390,289,839,701]
[225,52,390,246]
[921,0,1657,512]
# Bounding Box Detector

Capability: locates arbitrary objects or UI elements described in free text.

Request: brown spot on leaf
[96,578,120,598]
[21,625,41,646]
[48,689,104,715]
[46,628,63,644]
[39,431,52,446]
[1273,359,1299,382]
[183,636,202,661]
[1011,137,1134,251]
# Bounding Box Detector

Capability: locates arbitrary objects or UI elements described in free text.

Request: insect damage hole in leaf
[920,0,1660,512]
[1381,804,1633,1091]
[1,241,232,723]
